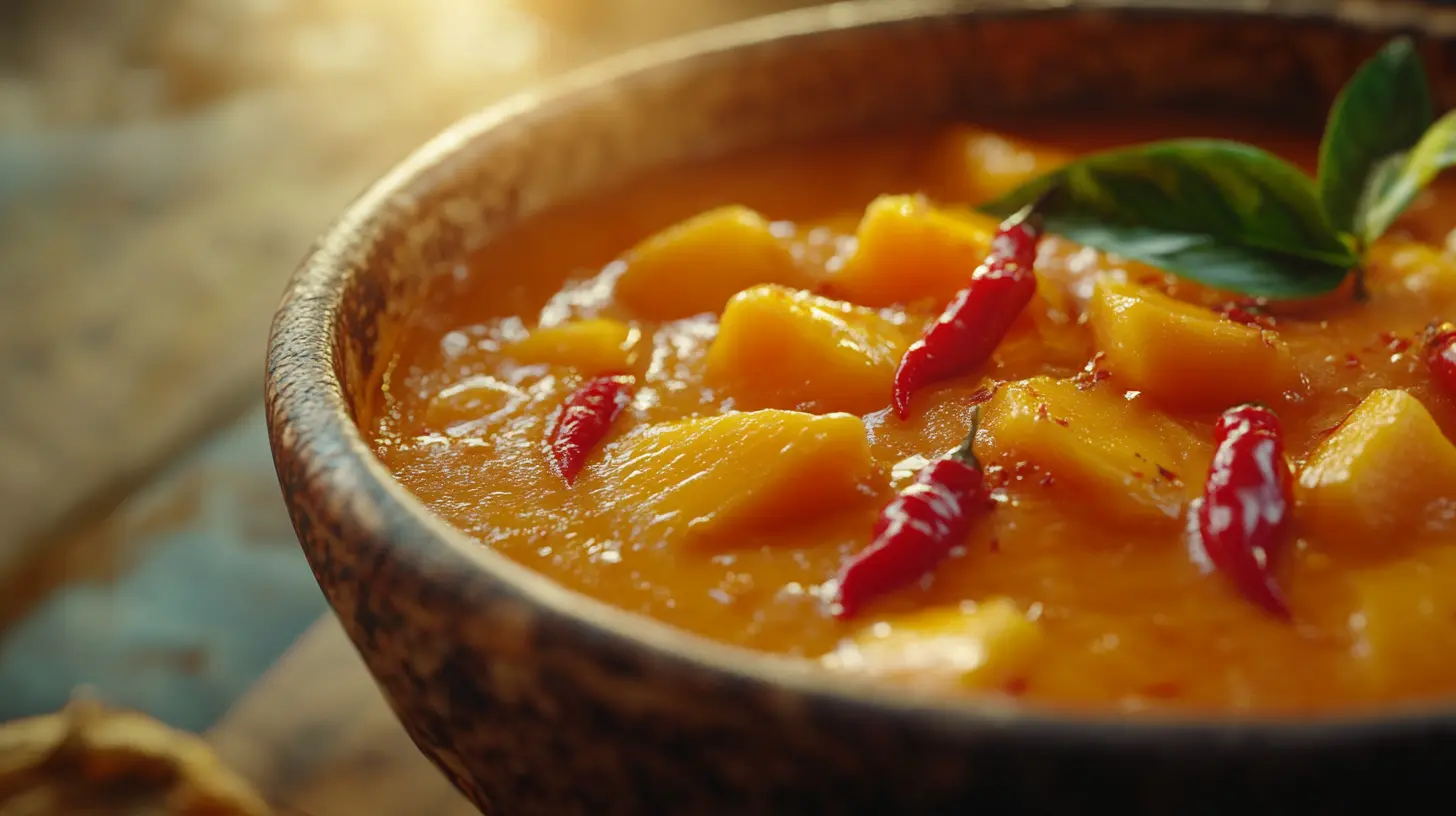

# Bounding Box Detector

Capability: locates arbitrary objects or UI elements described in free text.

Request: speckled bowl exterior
[267,1,1456,812]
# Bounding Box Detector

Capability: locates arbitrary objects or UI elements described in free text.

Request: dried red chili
[890,202,1047,419]
[1190,404,1293,618]
[832,408,991,619]
[547,374,635,485]
[1423,321,1456,398]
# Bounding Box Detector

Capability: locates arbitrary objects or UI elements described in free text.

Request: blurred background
[0,0,824,734]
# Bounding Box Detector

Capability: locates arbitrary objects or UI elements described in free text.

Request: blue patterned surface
[0,406,324,732]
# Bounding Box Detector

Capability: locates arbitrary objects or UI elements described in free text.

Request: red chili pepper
[1190,404,1293,618]
[832,408,990,619]
[1423,321,1456,398]
[891,203,1046,419]
[548,374,635,485]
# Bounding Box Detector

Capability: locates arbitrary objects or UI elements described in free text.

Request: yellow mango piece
[615,206,807,320]
[1089,279,1297,408]
[1366,240,1456,301]
[587,410,875,543]
[928,125,1073,203]
[822,598,1044,691]
[1349,547,1456,691]
[1297,389,1456,537]
[981,376,1209,524]
[831,194,999,307]
[506,319,639,375]
[704,285,911,415]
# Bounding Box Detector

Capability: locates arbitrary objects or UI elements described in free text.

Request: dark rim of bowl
[267,0,1456,746]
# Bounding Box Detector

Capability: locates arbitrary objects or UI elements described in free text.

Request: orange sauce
[368,116,1456,714]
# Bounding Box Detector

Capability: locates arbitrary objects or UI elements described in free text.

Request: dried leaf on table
[0,698,270,815]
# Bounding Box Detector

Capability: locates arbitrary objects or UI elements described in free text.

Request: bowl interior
[279,0,1456,731]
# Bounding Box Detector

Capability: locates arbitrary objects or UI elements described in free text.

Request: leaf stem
[1347,234,1370,302]
[1351,265,1369,302]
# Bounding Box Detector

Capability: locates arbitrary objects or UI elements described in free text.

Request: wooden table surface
[206,616,475,816]
[0,0,819,578]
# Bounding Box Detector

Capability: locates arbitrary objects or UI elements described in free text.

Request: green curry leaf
[1034,218,1351,299]
[1355,109,1456,247]
[978,139,1357,298]
[967,36,1455,300]
[1318,37,1433,236]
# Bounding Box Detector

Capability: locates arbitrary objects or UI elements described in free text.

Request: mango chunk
[587,410,875,543]
[1349,547,1456,691]
[614,206,807,320]
[506,319,639,375]
[929,125,1073,203]
[831,194,999,307]
[704,285,911,415]
[1089,279,1297,408]
[1297,389,1456,537]
[1366,241,1456,301]
[822,598,1044,690]
[981,376,1209,524]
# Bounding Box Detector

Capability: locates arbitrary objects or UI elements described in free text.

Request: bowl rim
[267,0,1456,743]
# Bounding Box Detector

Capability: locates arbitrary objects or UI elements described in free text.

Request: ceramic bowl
[266,1,1456,812]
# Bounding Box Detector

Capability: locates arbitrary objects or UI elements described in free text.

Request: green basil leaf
[1318,36,1433,235]
[978,139,1357,297]
[1042,217,1351,299]
[1355,109,1456,246]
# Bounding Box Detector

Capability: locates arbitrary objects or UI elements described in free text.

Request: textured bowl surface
[266,1,1456,812]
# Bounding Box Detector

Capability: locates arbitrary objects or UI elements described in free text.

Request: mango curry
[368,117,1456,714]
